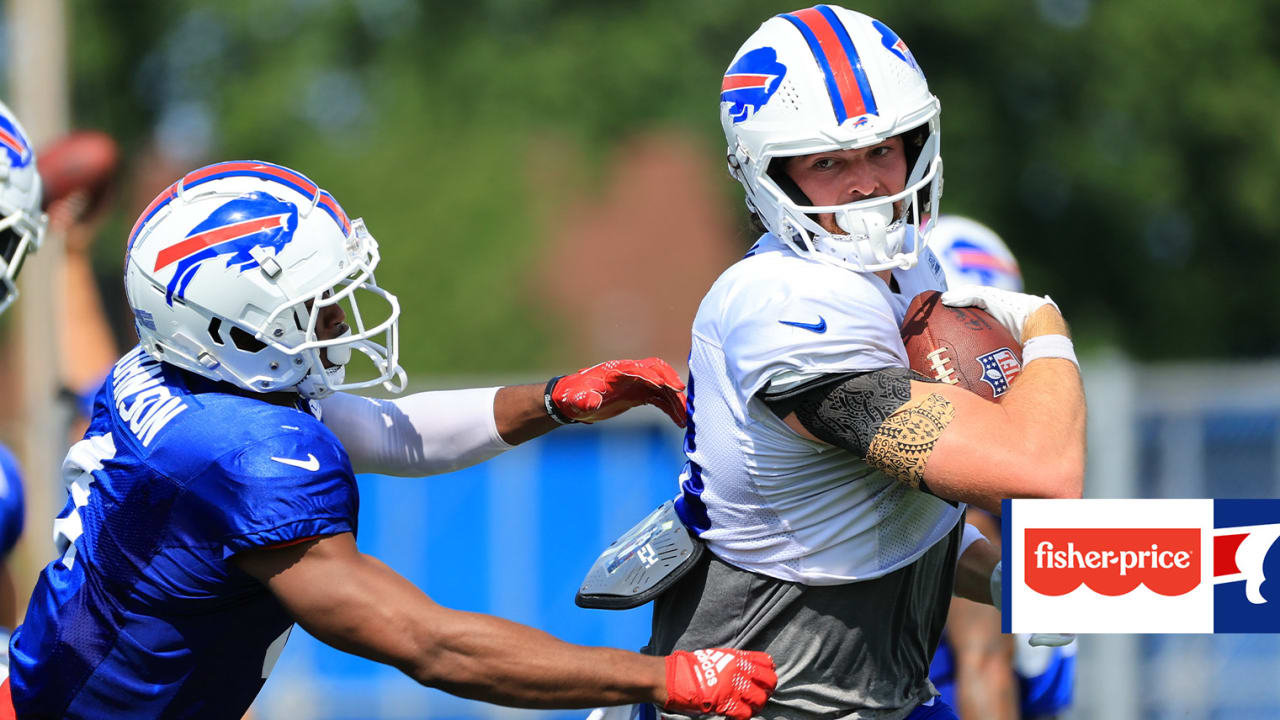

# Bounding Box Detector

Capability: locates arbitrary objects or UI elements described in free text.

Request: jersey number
[52,432,116,570]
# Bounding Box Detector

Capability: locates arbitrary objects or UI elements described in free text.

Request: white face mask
[296,328,352,398]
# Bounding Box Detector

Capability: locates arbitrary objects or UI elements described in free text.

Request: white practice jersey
[674,233,964,585]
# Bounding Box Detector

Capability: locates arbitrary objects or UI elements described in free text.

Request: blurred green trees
[62,0,1280,371]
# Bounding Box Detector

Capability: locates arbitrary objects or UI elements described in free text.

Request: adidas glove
[664,648,777,720]
[548,358,687,428]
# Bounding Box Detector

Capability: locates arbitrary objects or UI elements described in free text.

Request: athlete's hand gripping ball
[940,285,1059,343]
[549,358,688,427]
[664,648,777,720]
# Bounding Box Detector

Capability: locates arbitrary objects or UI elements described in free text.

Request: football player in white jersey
[641,7,1084,720]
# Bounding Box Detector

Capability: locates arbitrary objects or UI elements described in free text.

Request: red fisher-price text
[1024,528,1201,597]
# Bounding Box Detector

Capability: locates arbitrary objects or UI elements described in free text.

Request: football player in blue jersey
[592,7,1085,720]
[928,216,1076,720]
[5,162,777,719]
[0,99,46,686]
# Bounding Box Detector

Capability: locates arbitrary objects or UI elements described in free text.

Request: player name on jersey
[113,348,189,447]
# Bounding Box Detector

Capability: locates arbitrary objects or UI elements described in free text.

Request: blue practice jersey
[0,443,25,561]
[10,346,359,719]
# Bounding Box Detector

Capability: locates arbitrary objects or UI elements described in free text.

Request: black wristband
[544,375,578,425]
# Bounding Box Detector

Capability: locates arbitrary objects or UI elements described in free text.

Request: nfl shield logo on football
[977,347,1021,397]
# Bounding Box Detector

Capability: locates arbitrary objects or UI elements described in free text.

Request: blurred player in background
[928,215,1076,720]
[600,7,1085,720]
[5,161,776,719]
[0,99,45,682]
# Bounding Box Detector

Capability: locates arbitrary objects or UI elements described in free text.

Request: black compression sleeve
[762,367,934,458]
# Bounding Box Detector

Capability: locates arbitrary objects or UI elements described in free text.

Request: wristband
[543,376,578,425]
[957,522,985,564]
[1021,334,1079,369]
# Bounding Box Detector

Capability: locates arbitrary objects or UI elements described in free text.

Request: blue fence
[256,419,685,720]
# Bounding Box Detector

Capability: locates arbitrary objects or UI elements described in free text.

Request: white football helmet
[930,215,1023,291]
[721,5,941,272]
[124,161,405,398]
[0,100,45,316]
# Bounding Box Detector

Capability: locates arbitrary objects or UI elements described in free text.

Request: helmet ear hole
[229,326,266,353]
[207,317,225,346]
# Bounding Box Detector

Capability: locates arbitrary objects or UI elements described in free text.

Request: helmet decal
[945,239,1020,277]
[721,47,788,124]
[129,161,350,251]
[0,114,32,169]
[872,19,922,75]
[156,192,299,304]
[778,5,878,123]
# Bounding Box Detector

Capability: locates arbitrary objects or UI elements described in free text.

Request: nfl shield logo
[977,348,1021,397]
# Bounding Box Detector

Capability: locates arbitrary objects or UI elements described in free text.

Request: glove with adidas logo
[548,358,687,428]
[664,648,776,720]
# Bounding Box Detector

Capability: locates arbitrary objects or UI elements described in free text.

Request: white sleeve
[319,387,512,477]
[720,267,908,407]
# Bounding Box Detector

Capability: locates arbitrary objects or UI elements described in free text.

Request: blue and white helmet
[124,161,404,398]
[721,5,942,273]
[0,100,45,316]
[930,215,1023,291]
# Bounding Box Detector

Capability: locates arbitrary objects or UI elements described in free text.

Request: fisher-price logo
[1025,528,1200,597]
[1004,499,1280,634]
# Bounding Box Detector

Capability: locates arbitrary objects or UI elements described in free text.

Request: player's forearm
[946,595,1018,720]
[493,383,561,445]
[954,537,1000,604]
[408,608,666,708]
[987,357,1086,501]
[954,650,1019,720]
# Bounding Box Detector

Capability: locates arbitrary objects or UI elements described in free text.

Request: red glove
[664,648,777,720]
[549,357,687,428]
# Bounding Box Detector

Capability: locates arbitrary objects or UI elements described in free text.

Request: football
[37,130,118,213]
[900,290,1023,400]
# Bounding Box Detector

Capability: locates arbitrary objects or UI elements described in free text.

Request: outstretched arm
[232,533,774,716]
[321,357,687,476]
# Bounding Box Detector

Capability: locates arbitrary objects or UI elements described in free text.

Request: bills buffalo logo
[944,239,1021,288]
[721,46,787,123]
[977,347,1021,397]
[1213,503,1280,632]
[0,115,32,169]
[872,19,921,75]
[154,192,299,304]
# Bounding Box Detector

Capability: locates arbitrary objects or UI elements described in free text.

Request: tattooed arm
[760,311,1085,512]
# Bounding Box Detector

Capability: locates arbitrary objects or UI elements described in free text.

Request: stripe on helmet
[779,5,878,124]
[127,161,351,249]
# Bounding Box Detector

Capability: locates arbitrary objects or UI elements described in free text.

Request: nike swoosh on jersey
[269,454,320,472]
[778,316,827,333]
